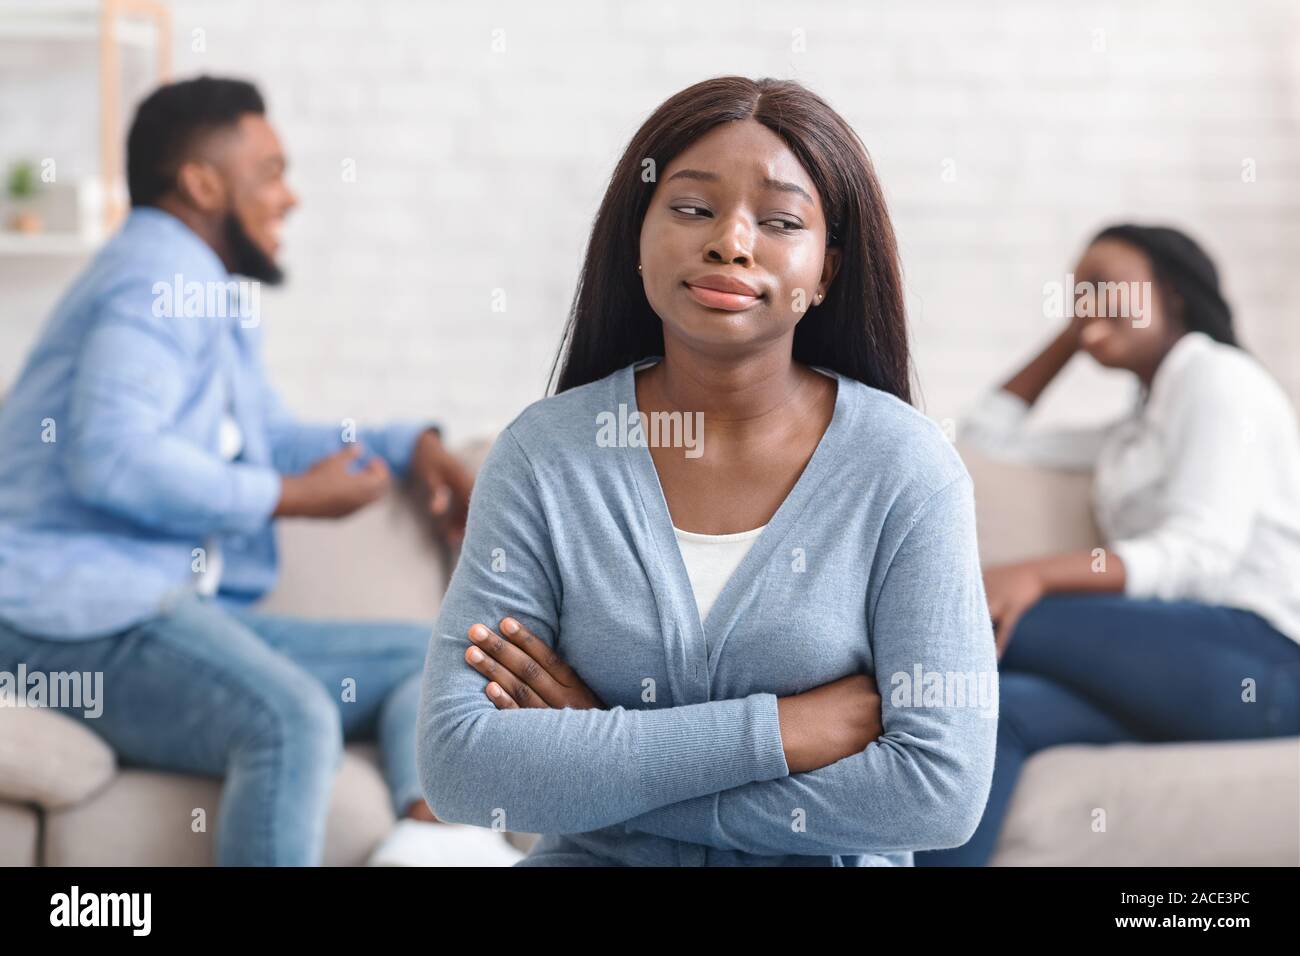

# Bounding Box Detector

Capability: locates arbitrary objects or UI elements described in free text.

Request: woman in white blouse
[915,223,1300,866]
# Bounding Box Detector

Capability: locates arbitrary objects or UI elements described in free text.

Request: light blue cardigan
[417,359,998,866]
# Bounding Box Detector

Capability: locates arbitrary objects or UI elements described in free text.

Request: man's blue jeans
[0,592,432,865]
[915,594,1300,866]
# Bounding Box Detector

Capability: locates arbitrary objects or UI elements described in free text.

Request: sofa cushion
[256,439,492,622]
[991,736,1300,865]
[0,801,39,866]
[956,441,1101,565]
[42,743,395,866]
[0,707,116,809]
[258,485,450,622]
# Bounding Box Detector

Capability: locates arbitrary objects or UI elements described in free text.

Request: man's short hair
[126,75,265,208]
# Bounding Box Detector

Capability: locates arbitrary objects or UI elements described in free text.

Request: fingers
[464,623,563,707]
[988,594,1006,653]
[414,456,448,515]
[444,499,468,545]
[986,593,1006,625]
[465,641,528,705]
[424,456,473,524]
[484,681,518,709]
[432,509,466,550]
[498,617,581,688]
[444,457,475,507]
[411,442,473,548]
[994,608,1023,659]
[324,443,372,475]
[311,443,362,474]
[362,454,391,482]
[336,460,384,510]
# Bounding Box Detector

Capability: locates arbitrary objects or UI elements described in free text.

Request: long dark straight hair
[1092,223,1240,349]
[549,76,913,404]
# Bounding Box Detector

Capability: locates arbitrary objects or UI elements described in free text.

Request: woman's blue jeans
[0,592,432,865]
[915,593,1300,866]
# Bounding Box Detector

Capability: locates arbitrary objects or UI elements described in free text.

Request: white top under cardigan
[959,330,1300,645]
[672,364,825,624]
[673,524,767,623]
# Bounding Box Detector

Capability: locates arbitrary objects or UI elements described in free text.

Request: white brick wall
[1,0,1297,441]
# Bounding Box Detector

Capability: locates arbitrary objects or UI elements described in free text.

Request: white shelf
[0,232,98,256]
[0,2,159,48]
[0,0,170,243]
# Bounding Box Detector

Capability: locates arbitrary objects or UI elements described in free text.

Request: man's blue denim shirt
[0,207,431,639]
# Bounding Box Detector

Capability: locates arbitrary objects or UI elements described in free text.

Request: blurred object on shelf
[5,160,42,233]
[0,169,105,255]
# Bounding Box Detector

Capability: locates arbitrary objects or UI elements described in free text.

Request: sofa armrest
[992,736,1300,865]
[0,708,116,809]
[257,436,496,621]
[955,440,1103,566]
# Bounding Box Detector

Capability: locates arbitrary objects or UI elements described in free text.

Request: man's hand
[983,561,1046,658]
[463,617,605,710]
[273,444,391,519]
[409,429,473,546]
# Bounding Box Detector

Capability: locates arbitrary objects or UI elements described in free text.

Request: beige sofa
[958,444,1298,866]
[1,440,1296,865]
[0,441,498,867]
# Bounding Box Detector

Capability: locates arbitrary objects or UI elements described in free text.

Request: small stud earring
[637,263,642,273]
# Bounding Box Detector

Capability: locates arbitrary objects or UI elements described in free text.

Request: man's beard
[223,211,284,285]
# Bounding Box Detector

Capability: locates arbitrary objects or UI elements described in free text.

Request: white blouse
[673,524,767,624]
[959,330,1300,645]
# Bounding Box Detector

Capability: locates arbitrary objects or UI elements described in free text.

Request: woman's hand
[776,674,882,774]
[464,617,606,709]
[465,617,884,774]
[983,561,1046,657]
